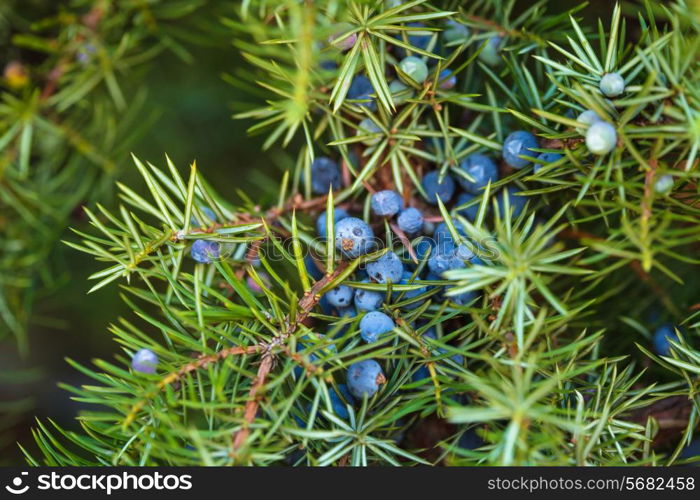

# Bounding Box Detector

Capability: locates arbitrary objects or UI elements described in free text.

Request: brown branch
[232,354,274,452]
[229,260,349,455]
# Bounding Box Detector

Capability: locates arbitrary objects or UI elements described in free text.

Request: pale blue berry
[354,279,384,311]
[443,20,470,45]
[458,153,499,193]
[654,174,674,195]
[397,207,424,234]
[190,239,220,264]
[335,217,376,258]
[503,131,539,169]
[359,311,395,343]
[327,284,355,308]
[399,56,428,84]
[310,156,341,194]
[478,36,502,66]
[389,79,414,104]
[316,208,350,239]
[346,359,385,398]
[599,72,625,98]
[357,118,382,145]
[367,251,404,283]
[576,110,603,134]
[585,121,617,155]
[422,170,456,204]
[132,348,158,374]
[371,190,402,217]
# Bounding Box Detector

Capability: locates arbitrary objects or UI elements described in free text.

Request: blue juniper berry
[534,152,563,173]
[131,348,158,374]
[397,207,424,234]
[653,324,680,356]
[458,153,499,193]
[586,121,617,155]
[503,131,539,169]
[359,311,395,343]
[310,156,341,194]
[326,284,355,308]
[190,239,220,264]
[347,75,376,110]
[599,72,625,97]
[367,251,404,283]
[371,189,402,217]
[354,279,385,311]
[316,207,350,239]
[334,217,376,258]
[347,359,386,399]
[422,170,456,204]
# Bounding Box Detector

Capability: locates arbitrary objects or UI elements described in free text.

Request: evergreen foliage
[5,0,700,466]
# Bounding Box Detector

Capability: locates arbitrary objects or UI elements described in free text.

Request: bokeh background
[0,0,668,464]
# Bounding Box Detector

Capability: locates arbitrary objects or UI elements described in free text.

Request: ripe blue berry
[478,36,502,66]
[599,72,625,97]
[316,208,350,239]
[131,348,158,374]
[354,279,384,311]
[327,284,354,308]
[310,156,341,194]
[449,287,478,306]
[399,56,429,84]
[357,118,382,145]
[458,153,499,193]
[367,251,404,283]
[422,170,456,205]
[329,384,355,419]
[346,359,385,399]
[534,152,563,173]
[359,311,395,343]
[438,69,457,89]
[496,186,527,218]
[415,237,435,261]
[335,217,376,258]
[371,190,402,217]
[304,254,324,281]
[455,192,479,221]
[654,174,674,195]
[458,429,485,450]
[503,131,539,169]
[653,324,679,356]
[397,207,424,234]
[443,20,470,45]
[190,239,220,263]
[585,121,617,155]
[347,75,376,110]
